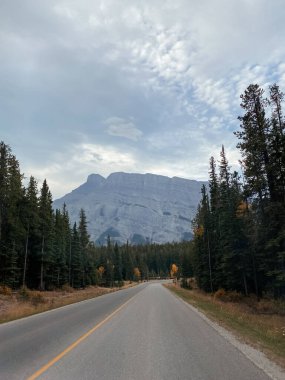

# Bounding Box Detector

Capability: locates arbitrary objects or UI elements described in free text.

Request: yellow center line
[27,293,138,380]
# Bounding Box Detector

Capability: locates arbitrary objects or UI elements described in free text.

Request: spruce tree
[22,176,40,288]
[113,242,123,286]
[71,223,83,288]
[5,154,24,287]
[0,142,11,284]
[78,209,90,287]
[38,179,54,289]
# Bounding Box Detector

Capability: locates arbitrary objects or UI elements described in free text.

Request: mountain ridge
[53,172,207,245]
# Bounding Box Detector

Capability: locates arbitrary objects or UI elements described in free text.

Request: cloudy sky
[1,0,285,198]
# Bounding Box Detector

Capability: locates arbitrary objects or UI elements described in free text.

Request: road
[0,282,272,380]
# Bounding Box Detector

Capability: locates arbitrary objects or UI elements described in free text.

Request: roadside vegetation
[0,282,136,323]
[167,283,285,368]
[192,83,285,299]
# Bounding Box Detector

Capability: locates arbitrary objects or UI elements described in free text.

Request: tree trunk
[40,235,45,290]
[23,226,29,287]
[206,230,214,294]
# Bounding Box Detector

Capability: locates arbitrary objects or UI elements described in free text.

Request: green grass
[166,285,285,368]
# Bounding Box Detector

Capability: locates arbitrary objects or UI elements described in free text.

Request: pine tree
[105,235,114,287]
[268,84,285,203]
[5,154,24,287]
[192,185,213,292]
[52,209,70,287]
[71,223,83,288]
[78,209,90,287]
[113,242,123,286]
[0,142,11,284]
[38,179,54,290]
[122,241,133,281]
[22,176,40,288]
[235,83,285,297]
[235,84,272,202]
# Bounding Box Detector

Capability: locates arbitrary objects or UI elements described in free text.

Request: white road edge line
[165,286,285,380]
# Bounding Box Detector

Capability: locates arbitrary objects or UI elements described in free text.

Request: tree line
[2,82,284,297]
[0,145,192,290]
[192,84,285,298]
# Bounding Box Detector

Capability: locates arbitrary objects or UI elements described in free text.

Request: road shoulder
[165,284,285,380]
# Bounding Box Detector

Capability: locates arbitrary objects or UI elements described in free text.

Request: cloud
[1,0,285,198]
[21,142,138,198]
[104,117,143,141]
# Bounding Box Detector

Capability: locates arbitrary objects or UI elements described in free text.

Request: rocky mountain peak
[53,172,206,245]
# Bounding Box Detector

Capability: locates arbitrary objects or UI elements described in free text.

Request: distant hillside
[53,172,207,245]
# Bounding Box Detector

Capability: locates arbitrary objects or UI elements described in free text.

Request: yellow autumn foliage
[133,267,141,279]
[236,201,249,218]
[194,225,204,237]
[170,263,178,278]
[98,266,105,277]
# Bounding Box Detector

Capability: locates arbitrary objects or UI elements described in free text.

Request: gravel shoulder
[166,285,285,380]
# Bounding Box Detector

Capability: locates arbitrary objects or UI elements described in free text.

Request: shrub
[62,283,74,293]
[18,287,46,304]
[189,278,198,289]
[30,291,45,306]
[114,280,124,288]
[18,285,30,300]
[226,291,243,302]
[214,289,243,302]
[214,288,226,300]
[0,284,12,296]
[181,278,192,289]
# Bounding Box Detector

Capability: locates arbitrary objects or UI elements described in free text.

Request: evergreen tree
[105,236,114,287]
[235,84,272,202]
[113,242,123,286]
[52,209,69,287]
[38,179,54,289]
[5,154,24,287]
[23,176,40,288]
[78,209,90,287]
[268,84,285,203]
[192,185,213,292]
[236,83,285,297]
[0,142,11,284]
[71,223,83,288]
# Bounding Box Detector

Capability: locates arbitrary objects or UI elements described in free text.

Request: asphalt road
[0,282,272,380]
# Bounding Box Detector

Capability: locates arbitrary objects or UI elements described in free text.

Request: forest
[193,84,285,298]
[0,144,192,290]
[0,83,284,298]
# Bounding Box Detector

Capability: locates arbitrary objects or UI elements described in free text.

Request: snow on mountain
[53,172,207,245]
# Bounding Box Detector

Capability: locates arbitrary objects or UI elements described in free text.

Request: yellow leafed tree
[133,267,141,281]
[236,201,250,218]
[98,266,105,277]
[170,263,178,278]
[194,225,204,237]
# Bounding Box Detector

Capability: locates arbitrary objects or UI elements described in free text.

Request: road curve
[0,282,271,380]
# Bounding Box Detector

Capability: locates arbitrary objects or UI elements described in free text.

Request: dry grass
[0,282,136,324]
[166,284,285,369]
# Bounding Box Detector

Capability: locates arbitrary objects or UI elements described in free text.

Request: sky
[1,0,285,199]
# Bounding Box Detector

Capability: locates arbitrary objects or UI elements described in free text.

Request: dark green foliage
[113,243,123,286]
[38,179,54,290]
[70,223,84,288]
[193,83,285,298]
[0,142,24,287]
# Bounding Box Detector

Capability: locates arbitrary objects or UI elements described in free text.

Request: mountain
[53,172,207,245]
